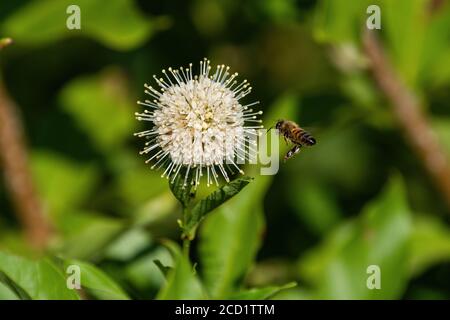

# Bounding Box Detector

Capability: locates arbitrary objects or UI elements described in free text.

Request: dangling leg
[283,144,302,162]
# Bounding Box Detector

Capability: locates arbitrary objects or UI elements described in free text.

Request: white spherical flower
[135,59,263,187]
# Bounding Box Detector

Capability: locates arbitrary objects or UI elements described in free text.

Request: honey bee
[274,119,316,161]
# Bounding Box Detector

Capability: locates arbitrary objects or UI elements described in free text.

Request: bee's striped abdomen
[292,128,316,146]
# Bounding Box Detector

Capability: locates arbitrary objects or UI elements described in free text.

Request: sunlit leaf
[298,175,411,299]
[157,242,207,300]
[55,211,124,260]
[132,192,179,230]
[198,174,270,298]
[0,281,19,300]
[125,247,172,292]
[314,0,368,43]
[104,227,151,262]
[433,118,450,155]
[409,216,450,277]
[0,271,29,299]
[184,176,253,236]
[0,251,80,300]
[418,3,450,86]
[2,0,158,51]
[196,94,299,299]
[315,0,431,85]
[382,0,428,85]
[290,180,342,235]
[59,69,135,152]
[228,282,297,300]
[271,287,314,300]
[31,150,99,218]
[112,152,167,207]
[63,259,129,300]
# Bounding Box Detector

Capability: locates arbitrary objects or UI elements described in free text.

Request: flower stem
[182,207,191,258]
[182,238,190,258]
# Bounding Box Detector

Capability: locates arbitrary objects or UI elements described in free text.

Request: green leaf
[55,211,124,260]
[417,4,450,86]
[169,169,196,208]
[228,282,297,300]
[298,175,412,299]
[104,228,151,262]
[132,192,179,229]
[153,259,172,278]
[409,216,450,277]
[125,247,172,291]
[198,175,270,298]
[382,0,428,85]
[255,0,299,23]
[314,0,368,43]
[157,243,207,300]
[271,287,314,300]
[31,151,99,219]
[263,93,299,128]
[0,271,30,299]
[196,93,298,299]
[112,151,167,207]
[2,0,158,51]
[315,0,432,85]
[433,118,450,155]
[63,259,129,300]
[0,251,80,300]
[290,181,342,235]
[184,176,253,236]
[0,281,19,300]
[59,69,136,153]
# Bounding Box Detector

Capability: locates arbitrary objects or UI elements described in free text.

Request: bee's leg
[283,135,289,145]
[283,144,302,162]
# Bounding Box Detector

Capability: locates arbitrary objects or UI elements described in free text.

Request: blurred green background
[0,0,450,300]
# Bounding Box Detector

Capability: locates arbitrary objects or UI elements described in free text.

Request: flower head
[135,58,263,187]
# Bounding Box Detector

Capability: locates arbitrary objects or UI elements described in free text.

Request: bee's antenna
[266,126,274,133]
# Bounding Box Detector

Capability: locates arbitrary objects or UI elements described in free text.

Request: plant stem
[182,238,191,258]
[0,39,52,249]
[363,30,450,212]
[182,207,191,258]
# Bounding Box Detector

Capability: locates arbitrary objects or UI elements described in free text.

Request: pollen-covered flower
[135,58,263,187]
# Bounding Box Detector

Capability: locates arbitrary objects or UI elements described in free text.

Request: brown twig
[0,40,51,248]
[363,30,450,210]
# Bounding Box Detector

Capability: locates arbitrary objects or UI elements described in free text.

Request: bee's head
[267,120,284,133]
[275,120,284,131]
